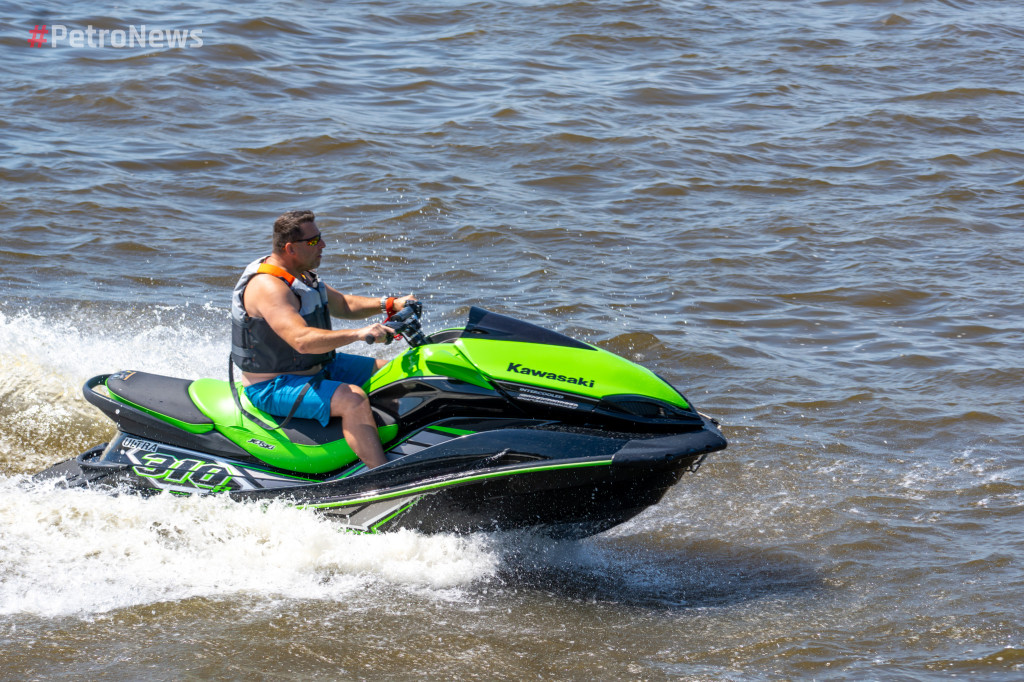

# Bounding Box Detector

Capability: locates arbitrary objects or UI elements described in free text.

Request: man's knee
[330,384,369,415]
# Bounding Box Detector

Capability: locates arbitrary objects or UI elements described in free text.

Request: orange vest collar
[256,261,296,286]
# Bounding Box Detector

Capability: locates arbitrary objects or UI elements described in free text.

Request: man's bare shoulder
[243,273,298,318]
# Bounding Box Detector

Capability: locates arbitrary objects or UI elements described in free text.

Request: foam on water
[0,303,228,385]
[0,476,500,618]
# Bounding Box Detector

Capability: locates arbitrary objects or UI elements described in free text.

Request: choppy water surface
[2,0,1023,679]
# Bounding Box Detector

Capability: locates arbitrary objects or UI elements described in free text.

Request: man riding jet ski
[230,209,416,469]
[37,211,727,538]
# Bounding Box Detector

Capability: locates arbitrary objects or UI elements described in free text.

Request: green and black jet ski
[38,306,726,539]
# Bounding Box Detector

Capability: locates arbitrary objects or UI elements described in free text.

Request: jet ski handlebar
[365,300,427,347]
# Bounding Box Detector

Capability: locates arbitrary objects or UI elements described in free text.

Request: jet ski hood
[452,307,693,411]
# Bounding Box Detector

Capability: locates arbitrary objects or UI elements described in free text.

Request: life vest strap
[256,262,296,286]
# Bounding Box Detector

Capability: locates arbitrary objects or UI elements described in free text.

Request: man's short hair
[273,210,316,251]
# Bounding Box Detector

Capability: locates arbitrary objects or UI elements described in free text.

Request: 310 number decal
[132,453,236,492]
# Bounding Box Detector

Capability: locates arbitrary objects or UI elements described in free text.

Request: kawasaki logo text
[506,363,595,388]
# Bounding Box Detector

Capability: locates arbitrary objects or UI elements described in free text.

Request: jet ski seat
[106,371,214,432]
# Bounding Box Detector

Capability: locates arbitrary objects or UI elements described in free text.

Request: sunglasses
[293,233,322,247]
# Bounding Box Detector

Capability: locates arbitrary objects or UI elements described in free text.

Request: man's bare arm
[327,287,417,320]
[326,287,380,319]
[245,276,390,353]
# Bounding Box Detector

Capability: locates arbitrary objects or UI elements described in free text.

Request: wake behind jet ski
[38,306,727,539]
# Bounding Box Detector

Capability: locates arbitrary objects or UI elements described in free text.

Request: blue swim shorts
[243,352,378,427]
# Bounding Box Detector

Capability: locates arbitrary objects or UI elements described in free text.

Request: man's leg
[329,384,387,468]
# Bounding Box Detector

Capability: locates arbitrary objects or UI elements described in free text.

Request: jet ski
[37,305,727,539]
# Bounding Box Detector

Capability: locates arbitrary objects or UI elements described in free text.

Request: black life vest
[230,257,335,373]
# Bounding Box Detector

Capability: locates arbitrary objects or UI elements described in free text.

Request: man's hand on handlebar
[393,294,417,312]
[362,322,394,345]
[364,297,425,346]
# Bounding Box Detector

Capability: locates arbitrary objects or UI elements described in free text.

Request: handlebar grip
[365,332,396,345]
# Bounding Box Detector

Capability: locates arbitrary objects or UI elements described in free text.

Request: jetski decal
[388,427,462,456]
[133,453,237,492]
[505,362,595,388]
[321,495,424,533]
[113,434,312,493]
[506,385,586,411]
[122,436,161,452]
